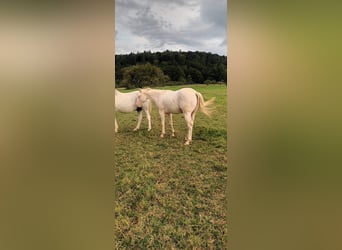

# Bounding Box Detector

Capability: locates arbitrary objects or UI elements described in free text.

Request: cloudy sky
[115,0,227,56]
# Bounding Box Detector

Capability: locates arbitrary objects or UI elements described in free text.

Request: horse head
[136,90,149,108]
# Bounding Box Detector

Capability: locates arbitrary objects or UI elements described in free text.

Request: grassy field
[114,84,227,249]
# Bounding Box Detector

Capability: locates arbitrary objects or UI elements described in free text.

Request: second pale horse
[136,88,215,145]
[115,89,152,133]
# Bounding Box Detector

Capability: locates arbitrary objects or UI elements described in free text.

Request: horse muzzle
[136,99,143,108]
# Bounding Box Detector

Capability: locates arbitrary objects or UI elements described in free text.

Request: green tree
[122,63,168,89]
[161,65,185,81]
[115,50,227,85]
[188,67,204,83]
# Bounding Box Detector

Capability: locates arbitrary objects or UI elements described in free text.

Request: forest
[115,50,227,88]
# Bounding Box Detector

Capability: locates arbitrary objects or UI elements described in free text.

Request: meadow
[114,84,227,249]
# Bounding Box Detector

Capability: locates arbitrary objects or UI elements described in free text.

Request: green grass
[114,84,227,249]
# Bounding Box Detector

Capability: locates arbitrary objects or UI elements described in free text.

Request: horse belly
[165,106,182,114]
[117,106,135,113]
[162,100,182,113]
[116,101,136,113]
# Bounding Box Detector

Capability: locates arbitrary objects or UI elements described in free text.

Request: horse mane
[139,87,151,92]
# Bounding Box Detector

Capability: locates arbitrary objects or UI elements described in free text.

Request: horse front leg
[184,112,193,145]
[145,110,152,131]
[159,111,166,138]
[115,117,118,133]
[169,113,175,137]
[133,111,143,131]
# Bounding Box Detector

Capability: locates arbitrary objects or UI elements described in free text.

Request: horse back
[159,88,197,113]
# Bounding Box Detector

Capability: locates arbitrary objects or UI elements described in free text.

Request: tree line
[115,50,227,89]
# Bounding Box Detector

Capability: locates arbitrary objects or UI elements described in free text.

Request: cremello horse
[136,88,215,145]
[115,89,152,133]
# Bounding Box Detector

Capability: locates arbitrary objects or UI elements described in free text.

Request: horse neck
[145,89,165,101]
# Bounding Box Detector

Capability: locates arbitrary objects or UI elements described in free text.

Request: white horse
[136,88,215,145]
[115,89,152,133]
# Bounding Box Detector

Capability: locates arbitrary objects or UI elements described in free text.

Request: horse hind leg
[115,117,118,133]
[184,112,194,145]
[133,111,143,131]
[191,111,197,126]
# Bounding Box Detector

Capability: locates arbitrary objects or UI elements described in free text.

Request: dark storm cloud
[122,5,202,48]
[115,0,227,55]
[200,0,227,29]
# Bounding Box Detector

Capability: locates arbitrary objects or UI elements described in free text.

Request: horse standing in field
[115,89,152,133]
[136,88,215,145]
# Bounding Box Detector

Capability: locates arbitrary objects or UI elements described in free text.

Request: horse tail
[195,92,215,117]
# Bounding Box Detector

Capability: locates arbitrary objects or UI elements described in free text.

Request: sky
[115,0,227,56]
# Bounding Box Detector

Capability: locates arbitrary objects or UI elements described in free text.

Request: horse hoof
[133,128,138,131]
[160,134,164,138]
[184,141,190,145]
[148,128,152,131]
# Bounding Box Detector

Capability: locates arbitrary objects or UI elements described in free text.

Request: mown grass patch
[114,84,227,249]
